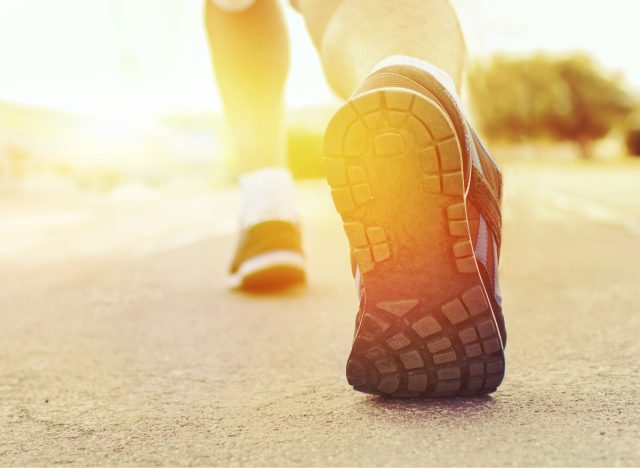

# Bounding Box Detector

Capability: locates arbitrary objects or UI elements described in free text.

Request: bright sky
[0,0,638,117]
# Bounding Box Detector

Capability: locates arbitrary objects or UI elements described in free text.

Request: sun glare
[0,0,638,118]
[1,0,638,183]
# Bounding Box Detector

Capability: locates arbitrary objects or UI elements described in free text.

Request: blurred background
[1,0,639,192]
[1,0,639,265]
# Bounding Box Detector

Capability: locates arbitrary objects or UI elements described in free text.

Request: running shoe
[229,220,305,291]
[324,63,506,397]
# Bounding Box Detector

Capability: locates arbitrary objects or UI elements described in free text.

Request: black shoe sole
[324,88,505,397]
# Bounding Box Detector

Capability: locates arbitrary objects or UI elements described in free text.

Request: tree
[467,54,634,158]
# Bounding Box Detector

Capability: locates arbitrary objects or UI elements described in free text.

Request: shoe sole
[324,87,505,397]
[229,251,306,291]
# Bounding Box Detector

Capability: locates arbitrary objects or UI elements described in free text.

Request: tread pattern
[346,286,503,397]
[342,222,391,274]
[324,88,505,397]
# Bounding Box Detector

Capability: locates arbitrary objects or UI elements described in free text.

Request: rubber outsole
[324,87,505,397]
[230,251,306,291]
[241,265,305,291]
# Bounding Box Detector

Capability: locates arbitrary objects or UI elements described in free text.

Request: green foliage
[468,54,633,156]
[287,126,325,179]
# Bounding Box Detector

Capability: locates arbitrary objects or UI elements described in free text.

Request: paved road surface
[1,162,639,466]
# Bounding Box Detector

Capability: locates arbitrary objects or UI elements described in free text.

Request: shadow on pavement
[364,394,497,415]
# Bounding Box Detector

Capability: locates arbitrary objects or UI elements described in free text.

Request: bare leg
[204,0,289,174]
[207,1,303,290]
[295,0,466,99]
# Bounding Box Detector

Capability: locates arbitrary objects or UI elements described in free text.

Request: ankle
[372,55,460,102]
[239,167,298,228]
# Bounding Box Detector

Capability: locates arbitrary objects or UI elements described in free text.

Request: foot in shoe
[229,167,306,291]
[324,61,506,397]
[229,220,305,291]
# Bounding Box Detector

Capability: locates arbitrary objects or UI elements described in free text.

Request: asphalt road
[1,161,639,466]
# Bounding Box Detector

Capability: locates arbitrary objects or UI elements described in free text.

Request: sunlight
[0,0,638,118]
